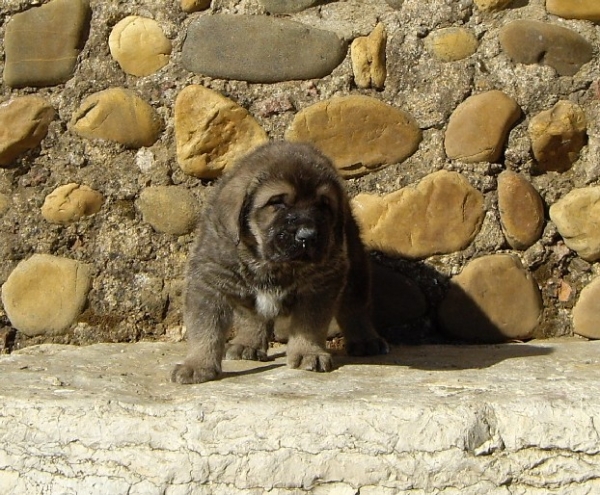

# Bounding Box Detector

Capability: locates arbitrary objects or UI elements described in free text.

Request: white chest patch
[255,290,285,319]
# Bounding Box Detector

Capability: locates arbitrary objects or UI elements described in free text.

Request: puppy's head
[219,142,346,265]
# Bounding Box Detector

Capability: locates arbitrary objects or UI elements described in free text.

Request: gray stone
[1,254,92,337]
[0,341,600,493]
[499,20,593,76]
[497,171,545,250]
[573,276,600,339]
[445,90,521,163]
[285,95,422,178]
[3,0,91,87]
[549,187,600,262]
[439,254,542,343]
[260,0,319,13]
[0,96,55,167]
[353,170,485,259]
[137,186,198,236]
[182,15,347,83]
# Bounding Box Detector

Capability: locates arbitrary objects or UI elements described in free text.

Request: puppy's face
[246,179,342,264]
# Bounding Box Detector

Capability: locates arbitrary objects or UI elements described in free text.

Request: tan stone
[174,85,268,179]
[445,90,521,163]
[41,183,103,224]
[285,95,422,178]
[351,23,387,90]
[352,170,484,259]
[137,186,197,235]
[0,96,55,167]
[546,0,600,22]
[573,276,600,339]
[180,0,211,13]
[1,254,93,337]
[529,100,587,173]
[438,254,542,343]
[70,88,162,148]
[474,0,513,11]
[549,187,600,262]
[425,27,478,62]
[109,16,172,77]
[497,171,545,250]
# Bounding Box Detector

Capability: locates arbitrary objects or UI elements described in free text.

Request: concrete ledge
[1,341,599,494]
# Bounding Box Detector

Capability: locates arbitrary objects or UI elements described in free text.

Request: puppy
[171,141,388,384]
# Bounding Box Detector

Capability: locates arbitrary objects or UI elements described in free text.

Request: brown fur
[171,142,388,384]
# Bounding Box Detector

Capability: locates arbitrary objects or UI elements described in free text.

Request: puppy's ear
[215,171,255,246]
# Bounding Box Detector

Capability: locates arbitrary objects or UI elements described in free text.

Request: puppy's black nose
[295,226,317,244]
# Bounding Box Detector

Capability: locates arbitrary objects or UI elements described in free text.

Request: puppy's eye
[319,194,335,210]
[265,194,288,208]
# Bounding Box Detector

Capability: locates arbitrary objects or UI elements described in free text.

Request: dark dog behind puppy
[171,141,388,384]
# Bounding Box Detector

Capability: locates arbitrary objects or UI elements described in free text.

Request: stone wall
[0,0,599,350]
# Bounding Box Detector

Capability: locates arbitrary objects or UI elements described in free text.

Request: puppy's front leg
[286,291,338,372]
[171,288,232,384]
[225,308,273,362]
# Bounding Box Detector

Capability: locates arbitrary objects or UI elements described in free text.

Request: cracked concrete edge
[0,341,599,494]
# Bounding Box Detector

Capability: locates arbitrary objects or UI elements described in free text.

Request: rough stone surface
[41,183,103,224]
[529,100,587,173]
[1,254,92,337]
[286,95,422,178]
[445,90,521,163]
[182,15,347,83]
[549,187,600,262]
[137,186,198,236]
[70,88,162,148]
[180,0,211,13]
[499,20,593,76]
[474,0,514,11]
[352,170,485,259]
[260,0,319,13]
[0,193,9,216]
[1,0,600,346]
[1,341,599,494]
[108,16,172,77]
[3,0,91,87]
[497,171,545,250]
[0,96,55,167]
[546,0,600,21]
[573,276,600,339]
[351,23,387,90]
[439,254,543,343]
[425,27,478,62]
[174,85,268,179]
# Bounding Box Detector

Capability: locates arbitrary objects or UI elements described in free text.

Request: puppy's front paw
[346,337,389,357]
[171,363,220,384]
[287,350,333,372]
[225,343,269,362]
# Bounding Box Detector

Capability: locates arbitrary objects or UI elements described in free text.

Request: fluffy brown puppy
[171,141,388,384]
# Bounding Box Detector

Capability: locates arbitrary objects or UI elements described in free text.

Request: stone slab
[1,341,599,494]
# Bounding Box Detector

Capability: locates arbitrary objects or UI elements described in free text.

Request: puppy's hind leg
[225,309,273,362]
[171,288,232,384]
